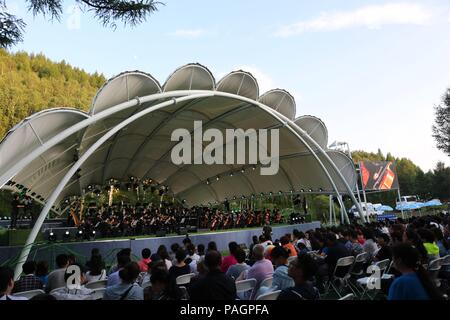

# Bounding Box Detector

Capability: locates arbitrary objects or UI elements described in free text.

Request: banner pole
[358,162,369,223]
[397,188,405,220]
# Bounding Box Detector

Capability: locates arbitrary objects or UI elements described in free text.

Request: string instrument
[264,210,270,224]
[256,212,262,226]
[223,214,231,229]
[236,213,241,226]
[70,206,81,226]
[210,215,218,230]
[247,212,254,226]
[275,211,282,223]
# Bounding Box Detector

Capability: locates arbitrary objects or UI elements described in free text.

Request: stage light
[290,190,294,193]
[89,230,96,241]
[278,191,283,195]
[63,230,70,242]
[260,192,264,196]
[269,192,273,196]
[241,195,246,199]
[87,185,92,190]
[233,196,236,200]
[48,232,56,243]
[76,230,83,241]
[252,166,256,171]
[229,172,233,177]
[206,179,210,185]
[308,188,313,192]
[216,176,220,181]
[319,188,324,192]
[241,168,245,173]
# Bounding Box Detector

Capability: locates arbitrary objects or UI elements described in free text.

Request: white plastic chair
[235,278,257,300]
[90,288,106,300]
[49,287,66,295]
[287,256,297,264]
[356,259,390,299]
[325,256,355,298]
[13,289,45,299]
[428,258,443,287]
[176,273,195,285]
[260,277,273,288]
[85,279,108,289]
[256,290,281,300]
[338,293,355,300]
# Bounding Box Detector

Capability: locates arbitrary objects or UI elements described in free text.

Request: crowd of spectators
[1,213,450,300]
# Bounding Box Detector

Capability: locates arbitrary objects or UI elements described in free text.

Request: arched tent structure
[0,63,365,279]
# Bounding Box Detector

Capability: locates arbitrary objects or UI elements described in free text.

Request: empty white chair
[176,273,195,285]
[356,259,390,299]
[338,293,355,300]
[50,287,66,295]
[325,256,355,298]
[256,290,281,301]
[260,277,273,288]
[428,258,443,287]
[85,279,108,289]
[90,288,106,300]
[236,278,257,300]
[13,289,45,299]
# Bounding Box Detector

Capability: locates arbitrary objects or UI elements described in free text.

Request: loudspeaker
[187,225,198,233]
[156,230,166,237]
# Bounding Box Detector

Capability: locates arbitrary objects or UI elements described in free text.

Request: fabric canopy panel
[0,63,358,210]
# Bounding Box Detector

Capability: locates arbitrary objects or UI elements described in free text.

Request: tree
[0,0,163,48]
[432,89,450,156]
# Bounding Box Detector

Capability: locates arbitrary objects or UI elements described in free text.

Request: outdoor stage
[0,222,320,268]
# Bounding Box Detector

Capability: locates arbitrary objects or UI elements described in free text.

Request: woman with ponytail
[388,243,444,300]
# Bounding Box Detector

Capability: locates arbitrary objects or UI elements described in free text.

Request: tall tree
[432,89,450,156]
[0,0,163,48]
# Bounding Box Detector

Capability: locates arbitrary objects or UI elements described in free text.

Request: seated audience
[271,246,295,291]
[51,264,94,300]
[226,248,250,280]
[277,253,320,300]
[85,255,107,283]
[138,248,152,272]
[107,252,131,287]
[375,233,392,262]
[388,243,443,300]
[189,250,236,300]
[0,266,28,300]
[168,248,191,281]
[36,260,49,287]
[13,261,44,293]
[46,254,70,292]
[104,262,143,300]
[221,241,239,273]
[280,236,297,257]
[147,268,187,300]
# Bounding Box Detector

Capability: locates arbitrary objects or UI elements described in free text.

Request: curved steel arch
[13,92,214,280]
[11,90,363,278]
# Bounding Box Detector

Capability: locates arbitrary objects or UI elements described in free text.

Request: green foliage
[433,89,450,155]
[0,48,105,139]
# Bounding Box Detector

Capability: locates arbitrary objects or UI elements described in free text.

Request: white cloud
[169,29,207,38]
[275,3,432,37]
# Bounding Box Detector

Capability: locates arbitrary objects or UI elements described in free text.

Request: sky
[6,0,450,172]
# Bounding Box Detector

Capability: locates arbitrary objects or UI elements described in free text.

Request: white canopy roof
[0,63,357,210]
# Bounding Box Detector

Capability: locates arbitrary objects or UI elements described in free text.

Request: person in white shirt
[0,266,28,300]
[107,253,131,287]
[51,264,95,300]
[46,253,70,292]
